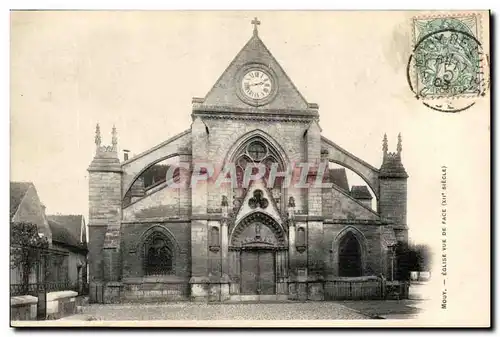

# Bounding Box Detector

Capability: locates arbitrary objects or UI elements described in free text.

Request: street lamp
[388,244,396,282]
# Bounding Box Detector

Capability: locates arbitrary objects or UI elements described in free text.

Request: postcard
[10,10,490,327]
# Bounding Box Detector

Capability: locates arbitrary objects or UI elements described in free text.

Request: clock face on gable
[241,70,273,100]
[236,65,278,106]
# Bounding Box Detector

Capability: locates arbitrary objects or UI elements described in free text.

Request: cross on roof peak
[251,17,261,36]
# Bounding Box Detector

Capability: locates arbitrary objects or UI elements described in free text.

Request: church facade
[87,19,409,303]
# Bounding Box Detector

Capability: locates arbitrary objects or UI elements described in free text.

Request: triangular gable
[198,33,313,112]
[10,182,32,220]
[235,179,282,225]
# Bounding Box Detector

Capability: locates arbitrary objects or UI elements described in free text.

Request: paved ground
[340,300,422,319]
[63,302,371,320]
[409,282,431,300]
[58,283,429,321]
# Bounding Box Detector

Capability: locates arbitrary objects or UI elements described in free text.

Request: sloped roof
[10,182,33,219]
[351,185,373,200]
[329,168,349,192]
[47,215,86,246]
[48,220,80,248]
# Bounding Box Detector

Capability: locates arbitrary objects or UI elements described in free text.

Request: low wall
[88,277,407,303]
[324,276,384,300]
[119,278,190,303]
[10,295,37,321]
[385,281,410,300]
[286,276,385,301]
[123,282,189,302]
[46,291,78,320]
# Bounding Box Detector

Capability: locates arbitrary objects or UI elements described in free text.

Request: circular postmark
[407,19,490,113]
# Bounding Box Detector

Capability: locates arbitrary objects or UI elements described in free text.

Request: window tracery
[143,232,174,276]
[232,138,285,212]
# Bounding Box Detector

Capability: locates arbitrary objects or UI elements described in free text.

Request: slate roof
[48,220,80,248]
[351,185,373,200]
[47,215,86,248]
[329,168,349,192]
[10,182,33,219]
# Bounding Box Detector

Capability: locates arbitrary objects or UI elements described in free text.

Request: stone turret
[88,124,121,172]
[378,133,408,241]
[87,124,122,303]
[379,133,408,179]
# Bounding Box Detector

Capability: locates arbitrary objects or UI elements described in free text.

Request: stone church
[88,19,408,303]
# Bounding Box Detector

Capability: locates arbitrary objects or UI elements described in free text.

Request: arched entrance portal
[229,212,288,296]
[338,232,362,277]
[240,248,275,295]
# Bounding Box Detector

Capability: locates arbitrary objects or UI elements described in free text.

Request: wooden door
[240,250,276,295]
[258,251,275,295]
[240,251,259,294]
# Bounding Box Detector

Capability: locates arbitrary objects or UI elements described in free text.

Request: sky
[10,11,490,246]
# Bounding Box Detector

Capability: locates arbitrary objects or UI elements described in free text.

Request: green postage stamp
[407,13,490,112]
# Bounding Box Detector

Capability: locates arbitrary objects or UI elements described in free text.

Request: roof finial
[95,123,101,147]
[251,17,261,36]
[112,125,117,150]
[397,133,402,156]
[382,133,388,155]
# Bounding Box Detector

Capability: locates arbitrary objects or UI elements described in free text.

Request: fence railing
[323,277,383,300]
[226,276,405,300]
[10,281,89,297]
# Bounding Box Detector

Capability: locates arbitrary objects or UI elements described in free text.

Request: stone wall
[379,178,407,226]
[10,295,37,321]
[88,226,106,289]
[201,118,310,213]
[11,291,81,320]
[121,277,190,302]
[323,223,383,277]
[330,186,379,220]
[88,171,122,229]
[120,222,191,279]
[46,291,78,320]
[88,170,122,301]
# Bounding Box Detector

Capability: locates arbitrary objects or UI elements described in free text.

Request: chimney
[123,149,130,161]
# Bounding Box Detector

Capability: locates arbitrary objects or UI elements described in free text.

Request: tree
[394,241,411,281]
[407,243,432,272]
[416,244,432,271]
[10,222,49,294]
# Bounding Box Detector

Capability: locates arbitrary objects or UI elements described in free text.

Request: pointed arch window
[234,138,284,183]
[232,137,285,211]
[143,232,174,276]
[338,232,362,277]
